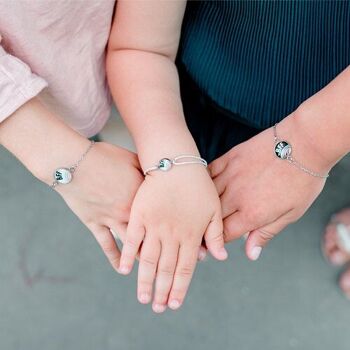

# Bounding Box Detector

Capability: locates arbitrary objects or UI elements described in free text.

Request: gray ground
[1,111,350,350]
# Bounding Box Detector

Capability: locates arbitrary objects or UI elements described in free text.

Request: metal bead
[54,168,73,184]
[158,158,172,171]
[275,141,292,159]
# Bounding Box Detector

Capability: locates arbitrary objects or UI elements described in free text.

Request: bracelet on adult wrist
[143,155,207,176]
[273,123,329,179]
[50,140,95,189]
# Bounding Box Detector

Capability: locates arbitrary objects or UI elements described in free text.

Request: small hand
[118,166,227,313]
[209,114,330,260]
[56,142,143,271]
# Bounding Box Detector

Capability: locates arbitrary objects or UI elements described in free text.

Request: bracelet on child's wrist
[50,140,95,189]
[143,155,207,176]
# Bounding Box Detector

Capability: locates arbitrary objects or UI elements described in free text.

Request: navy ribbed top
[178,1,350,129]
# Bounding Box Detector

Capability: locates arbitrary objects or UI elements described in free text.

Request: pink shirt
[0,0,115,137]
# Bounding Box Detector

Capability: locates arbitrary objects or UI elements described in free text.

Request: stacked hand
[55,142,143,271]
[209,113,331,260]
[118,165,227,313]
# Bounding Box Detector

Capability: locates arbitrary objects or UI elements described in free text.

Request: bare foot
[322,208,350,266]
[339,268,350,299]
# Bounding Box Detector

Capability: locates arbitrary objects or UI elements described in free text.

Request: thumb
[204,212,228,261]
[245,219,288,261]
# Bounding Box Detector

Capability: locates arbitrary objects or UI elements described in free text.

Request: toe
[339,268,350,299]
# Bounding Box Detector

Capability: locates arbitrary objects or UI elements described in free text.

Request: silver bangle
[50,141,95,189]
[273,123,329,179]
[143,155,207,176]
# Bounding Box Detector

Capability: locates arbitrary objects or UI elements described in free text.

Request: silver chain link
[143,155,207,176]
[273,124,329,179]
[50,140,95,188]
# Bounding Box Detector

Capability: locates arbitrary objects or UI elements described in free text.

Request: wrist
[135,126,200,171]
[0,97,90,185]
[31,134,91,186]
[277,110,336,175]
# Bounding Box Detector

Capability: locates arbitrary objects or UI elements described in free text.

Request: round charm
[54,168,73,184]
[158,158,173,171]
[275,141,292,159]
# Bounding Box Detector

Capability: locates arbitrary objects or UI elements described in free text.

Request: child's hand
[119,166,228,313]
[56,142,143,271]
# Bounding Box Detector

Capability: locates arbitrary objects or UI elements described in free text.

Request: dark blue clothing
[178,0,350,132]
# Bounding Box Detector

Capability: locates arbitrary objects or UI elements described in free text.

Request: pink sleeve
[0,45,48,123]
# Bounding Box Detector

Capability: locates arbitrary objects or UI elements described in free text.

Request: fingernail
[168,299,181,310]
[153,304,166,313]
[330,251,345,265]
[198,248,207,261]
[118,265,130,274]
[250,246,262,261]
[139,293,150,304]
[218,247,228,259]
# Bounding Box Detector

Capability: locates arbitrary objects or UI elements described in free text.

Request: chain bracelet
[51,140,95,189]
[143,155,207,176]
[273,124,329,179]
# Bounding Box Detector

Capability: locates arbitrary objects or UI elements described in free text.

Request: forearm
[0,97,89,184]
[288,66,350,169]
[106,49,198,169]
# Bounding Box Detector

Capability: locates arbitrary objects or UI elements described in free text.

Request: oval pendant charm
[54,168,73,184]
[275,141,292,159]
[158,158,172,171]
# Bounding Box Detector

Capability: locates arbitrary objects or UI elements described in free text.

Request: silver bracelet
[143,155,207,176]
[50,141,95,189]
[273,124,329,179]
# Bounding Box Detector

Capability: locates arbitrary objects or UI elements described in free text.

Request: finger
[204,212,228,260]
[152,242,179,313]
[245,218,289,261]
[212,172,227,197]
[137,236,161,304]
[119,218,145,275]
[223,211,255,243]
[208,156,228,179]
[92,225,122,272]
[110,221,128,244]
[220,187,238,218]
[198,245,207,261]
[112,223,144,261]
[168,244,199,310]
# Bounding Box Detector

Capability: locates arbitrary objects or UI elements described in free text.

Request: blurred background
[0,107,350,350]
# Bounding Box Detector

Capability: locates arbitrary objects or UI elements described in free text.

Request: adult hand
[55,142,143,271]
[209,111,331,260]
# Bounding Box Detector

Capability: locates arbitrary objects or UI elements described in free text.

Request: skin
[323,209,350,297]
[106,0,227,313]
[323,209,350,266]
[107,0,350,309]
[209,66,350,260]
[0,97,144,271]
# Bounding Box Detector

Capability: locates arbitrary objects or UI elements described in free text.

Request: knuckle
[125,237,140,249]
[158,265,175,276]
[99,240,116,255]
[207,231,223,244]
[140,255,157,267]
[109,255,120,267]
[138,280,153,290]
[257,229,275,242]
[177,265,193,277]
